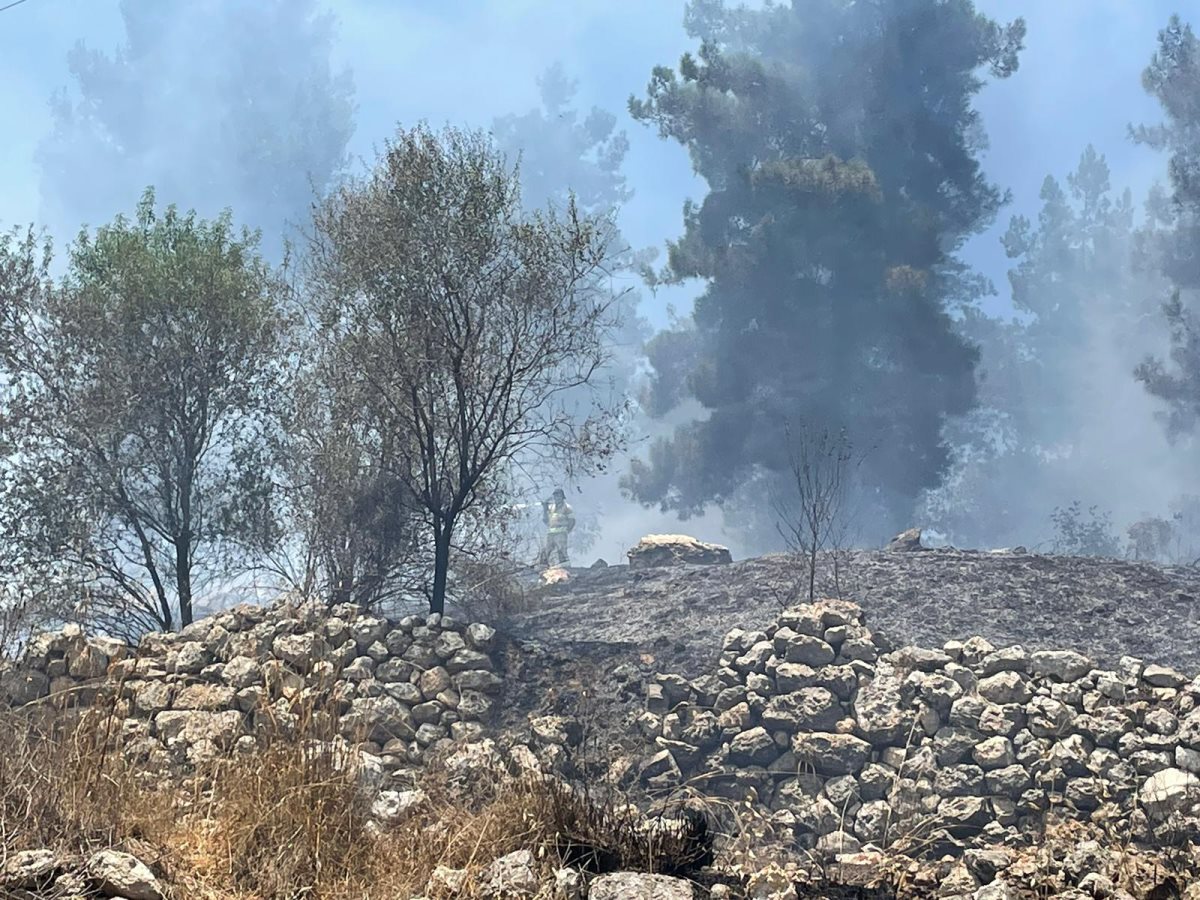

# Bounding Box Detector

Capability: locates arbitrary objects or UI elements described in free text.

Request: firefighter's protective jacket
[544,502,575,535]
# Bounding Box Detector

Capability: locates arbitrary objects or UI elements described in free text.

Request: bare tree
[773,422,859,602]
[305,125,625,614]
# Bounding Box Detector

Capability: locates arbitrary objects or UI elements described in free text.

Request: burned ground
[504,550,1200,678]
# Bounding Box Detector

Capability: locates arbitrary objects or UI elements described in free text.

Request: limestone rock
[816,829,862,856]
[1139,767,1200,818]
[973,736,1016,770]
[541,566,571,585]
[155,709,243,748]
[1,849,60,889]
[428,865,468,895]
[885,527,923,551]
[168,642,211,675]
[627,534,732,569]
[1030,650,1092,682]
[729,726,779,767]
[86,850,163,900]
[173,683,236,711]
[792,732,871,776]
[340,695,416,744]
[854,674,914,746]
[466,622,497,651]
[761,688,841,734]
[483,849,539,897]
[640,749,682,785]
[590,872,695,899]
[977,672,1032,705]
[222,656,263,689]
[781,634,835,668]
[371,788,427,825]
[1143,664,1188,689]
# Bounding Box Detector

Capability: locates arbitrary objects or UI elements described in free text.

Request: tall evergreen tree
[923,148,1168,548]
[1133,15,1200,435]
[38,0,354,258]
[623,0,1024,536]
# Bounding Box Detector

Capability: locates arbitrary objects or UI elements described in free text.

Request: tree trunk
[807,517,819,602]
[175,534,193,627]
[430,522,452,615]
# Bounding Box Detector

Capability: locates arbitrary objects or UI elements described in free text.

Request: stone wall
[635,599,1200,856]
[0,601,503,788]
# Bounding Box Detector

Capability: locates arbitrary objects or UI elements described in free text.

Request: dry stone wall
[0,601,503,786]
[635,599,1200,857]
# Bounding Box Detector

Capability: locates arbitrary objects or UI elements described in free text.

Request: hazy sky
[0,0,1190,558]
[0,0,1183,323]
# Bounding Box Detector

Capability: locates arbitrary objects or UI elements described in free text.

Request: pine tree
[623,0,1024,537]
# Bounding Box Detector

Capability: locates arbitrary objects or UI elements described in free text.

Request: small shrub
[1050,501,1121,557]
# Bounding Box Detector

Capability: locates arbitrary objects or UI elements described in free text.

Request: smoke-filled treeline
[2,0,1200,641]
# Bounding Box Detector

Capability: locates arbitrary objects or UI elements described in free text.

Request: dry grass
[0,704,173,857]
[0,698,716,899]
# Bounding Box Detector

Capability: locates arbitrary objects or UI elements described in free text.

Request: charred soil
[504,549,1200,677]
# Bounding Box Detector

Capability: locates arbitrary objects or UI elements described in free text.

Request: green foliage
[281,330,422,609]
[1050,501,1121,558]
[1133,16,1200,436]
[0,190,292,635]
[623,0,1025,537]
[1136,292,1200,436]
[306,125,625,613]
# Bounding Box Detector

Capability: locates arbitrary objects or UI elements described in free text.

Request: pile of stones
[0,601,503,787]
[635,598,1200,858]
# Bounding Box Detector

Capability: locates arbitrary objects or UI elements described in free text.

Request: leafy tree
[305,125,625,614]
[0,192,291,636]
[1135,293,1200,436]
[623,0,1025,537]
[492,63,633,217]
[38,0,354,258]
[1133,16,1200,436]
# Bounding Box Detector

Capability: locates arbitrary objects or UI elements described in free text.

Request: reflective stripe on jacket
[546,503,574,534]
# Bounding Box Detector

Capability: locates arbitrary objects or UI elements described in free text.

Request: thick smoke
[35,0,353,260]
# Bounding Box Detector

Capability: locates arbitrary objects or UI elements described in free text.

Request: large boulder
[885,527,924,552]
[627,534,733,569]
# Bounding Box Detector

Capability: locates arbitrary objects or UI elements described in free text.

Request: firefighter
[538,488,575,567]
